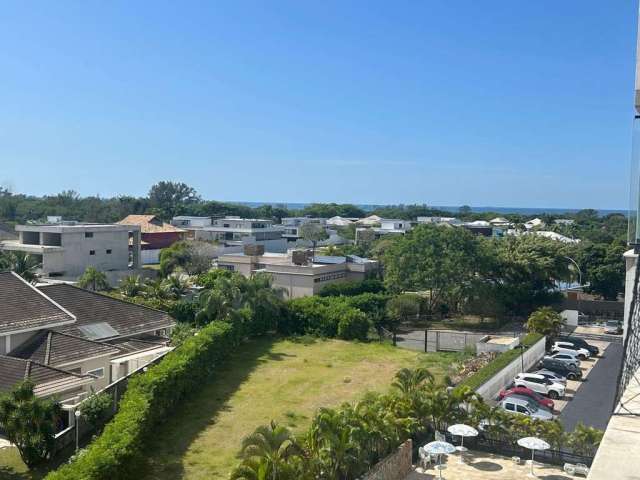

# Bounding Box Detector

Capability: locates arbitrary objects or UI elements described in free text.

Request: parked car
[513,373,565,399]
[498,394,554,421]
[498,386,555,410]
[534,369,567,385]
[552,341,591,360]
[538,358,582,380]
[545,352,580,369]
[556,336,599,356]
[604,320,622,335]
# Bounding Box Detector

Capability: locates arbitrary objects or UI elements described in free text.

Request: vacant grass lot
[142,336,460,480]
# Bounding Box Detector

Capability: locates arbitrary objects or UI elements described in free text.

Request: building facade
[118,215,185,264]
[0,221,141,279]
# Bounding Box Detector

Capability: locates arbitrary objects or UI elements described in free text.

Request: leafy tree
[148,181,200,220]
[159,241,215,277]
[385,294,420,331]
[230,421,304,480]
[382,225,481,314]
[526,306,564,338]
[299,223,329,259]
[80,391,112,429]
[77,266,109,291]
[169,322,199,347]
[0,381,61,467]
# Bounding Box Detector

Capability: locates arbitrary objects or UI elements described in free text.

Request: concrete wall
[474,336,546,402]
[63,355,113,393]
[360,440,413,480]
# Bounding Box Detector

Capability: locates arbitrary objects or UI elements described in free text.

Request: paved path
[559,342,623,431]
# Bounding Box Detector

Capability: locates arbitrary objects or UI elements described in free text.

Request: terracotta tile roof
[0,272,76,334]
[38,284,175,339]
[10,330,120,367]
[117,215,185,234]
[0,355,94,395]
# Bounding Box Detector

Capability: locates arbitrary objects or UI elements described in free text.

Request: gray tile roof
[0,355,94,395]
[0,272,75,335]
[108,335,169,355]
[38,284,175,339]
[10,330,120,367]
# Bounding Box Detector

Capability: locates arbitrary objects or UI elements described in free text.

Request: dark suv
[556,336,599,356]
[538,358,582,380]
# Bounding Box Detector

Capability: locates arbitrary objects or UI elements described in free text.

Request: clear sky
[0,1,637,209]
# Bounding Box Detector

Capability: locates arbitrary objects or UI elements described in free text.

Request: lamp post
[74,409,81,453]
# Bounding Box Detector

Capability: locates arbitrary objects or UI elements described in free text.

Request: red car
[498,386,555,410]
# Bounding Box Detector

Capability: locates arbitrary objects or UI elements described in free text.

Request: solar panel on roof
[78,322,119,340]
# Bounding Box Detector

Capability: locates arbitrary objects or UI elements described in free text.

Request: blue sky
[0,1,637,209]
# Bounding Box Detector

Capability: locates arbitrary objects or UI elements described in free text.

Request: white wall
[474,336,546,402]
[141,249,161,264]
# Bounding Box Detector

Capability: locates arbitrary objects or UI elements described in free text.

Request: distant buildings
[0,219,141,282]
[217,246,378,298]
[117,214,185,264]
[355,218,413,243]
[279,217,328,242]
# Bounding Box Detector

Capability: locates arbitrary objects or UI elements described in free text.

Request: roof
[0,355,94,395]
[0,272,76,335]
[108,335,169,356]
[118,215,185,234]
[38,284,175,339]
[10,330,120,367]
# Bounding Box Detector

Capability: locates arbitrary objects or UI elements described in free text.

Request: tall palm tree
[230,421,303,480]
[77,266,109,291]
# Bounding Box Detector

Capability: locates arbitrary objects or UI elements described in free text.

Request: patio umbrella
[517,436,550,477]
[424,441,456,480]
[447,424,479,463]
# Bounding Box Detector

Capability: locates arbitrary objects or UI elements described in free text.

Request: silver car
[534,369,567,385]
[498,394,554,421]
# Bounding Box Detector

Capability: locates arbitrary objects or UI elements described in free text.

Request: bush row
[456,333,544,391]
[45,321,238,480]
[318,278,385,297]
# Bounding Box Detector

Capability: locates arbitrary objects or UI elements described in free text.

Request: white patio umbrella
[447,424,478,463]
[424,441,456,480]
[517,436,550,477]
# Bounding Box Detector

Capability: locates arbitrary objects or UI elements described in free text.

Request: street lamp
[74,409,81,453]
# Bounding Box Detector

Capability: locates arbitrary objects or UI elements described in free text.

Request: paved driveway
[559,341,623,431]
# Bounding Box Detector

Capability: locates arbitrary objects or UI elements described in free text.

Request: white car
[545,352,580,369]
[514,373,565,399]
[552,341,590,360]
[534,369,567,385]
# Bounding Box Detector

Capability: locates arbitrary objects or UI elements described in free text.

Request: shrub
[80,392,113,429]
[318,278,385,297]
[337,309,370,341]
[45,321,237,480]
[166,299,198,323]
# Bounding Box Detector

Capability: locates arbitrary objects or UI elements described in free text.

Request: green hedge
[46,321,237,480]
[456,333,544,392]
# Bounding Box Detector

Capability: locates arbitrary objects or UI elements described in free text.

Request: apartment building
[0,220,141,280]
[217,247,378,298]
[171,215,288,253]
[170,216,213,239]
[279,217,327,241]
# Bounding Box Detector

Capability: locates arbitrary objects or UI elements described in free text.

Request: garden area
[140,337,461,480]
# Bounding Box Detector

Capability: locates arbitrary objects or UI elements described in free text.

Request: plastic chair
[418,447,432,469]
[575,463,590,476]
[564,463,576,475]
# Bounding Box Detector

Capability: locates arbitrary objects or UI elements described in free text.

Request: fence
[360,440,413,480]
[425,330,490,352]
[412,429,594,469]
[53,350,171,453]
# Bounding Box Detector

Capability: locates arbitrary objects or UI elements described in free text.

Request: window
[89,250,95,255]
[505,403,515,411]
[516,405,529,414]
[106,249,112,254]
[87,367,104,379]
[85,232,93,238]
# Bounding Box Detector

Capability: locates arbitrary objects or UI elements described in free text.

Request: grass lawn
[142,336,462,480]
[0,448,49,480]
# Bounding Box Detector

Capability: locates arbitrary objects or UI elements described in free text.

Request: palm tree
[162,274,191,298]
[230,421,303,480]
[119,275,144,297]
[0,251,40,283]
[143,278,172,300]
[77,266,109,291]
[392,367,434,398]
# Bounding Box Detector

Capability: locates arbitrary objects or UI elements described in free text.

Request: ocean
[234,201,627,216]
